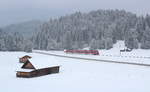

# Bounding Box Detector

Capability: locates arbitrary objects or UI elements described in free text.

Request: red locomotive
[64,49,99,55]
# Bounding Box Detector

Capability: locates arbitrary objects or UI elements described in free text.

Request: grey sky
[0,0,150,27]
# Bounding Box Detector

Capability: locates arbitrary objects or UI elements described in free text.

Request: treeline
[34,9,150,50]
[1,9,150,51]
[0,30,32,52]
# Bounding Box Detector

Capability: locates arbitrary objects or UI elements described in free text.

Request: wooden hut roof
[21,55,32,59]
[16,62,34,72]
[21,60,36,69]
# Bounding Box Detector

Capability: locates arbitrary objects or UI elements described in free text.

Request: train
[64,49,99,55]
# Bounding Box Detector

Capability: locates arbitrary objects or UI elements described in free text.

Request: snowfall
[0,41,150,92]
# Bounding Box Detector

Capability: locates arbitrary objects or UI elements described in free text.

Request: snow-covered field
[0,50,150,92]
[0,41,150,92]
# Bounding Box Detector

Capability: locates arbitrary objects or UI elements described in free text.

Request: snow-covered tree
[125,28,139,49]
[141,26,150,49]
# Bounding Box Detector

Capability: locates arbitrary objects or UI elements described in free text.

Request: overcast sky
[0,0,150,27]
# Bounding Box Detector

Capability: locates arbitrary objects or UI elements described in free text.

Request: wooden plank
[16,66,60,78]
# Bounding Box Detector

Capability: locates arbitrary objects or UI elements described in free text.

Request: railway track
[33,51,150,67]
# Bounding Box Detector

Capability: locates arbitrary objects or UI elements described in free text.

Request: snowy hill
[100,41,150,58]
[2,20,42,37]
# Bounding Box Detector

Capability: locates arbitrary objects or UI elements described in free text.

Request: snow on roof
[16,63,34,72]
[17,68,34,72]
[29,56,60,69]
